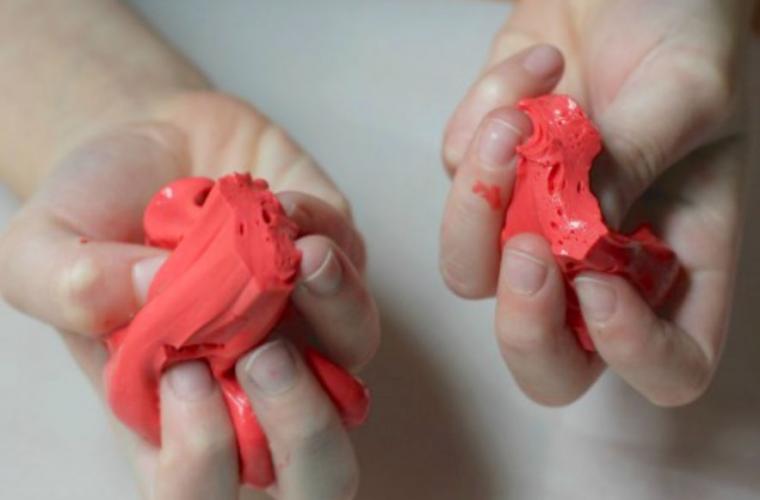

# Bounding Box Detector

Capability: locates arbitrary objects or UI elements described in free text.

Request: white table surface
[1,1,759,499]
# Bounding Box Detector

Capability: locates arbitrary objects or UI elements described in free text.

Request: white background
[1,1,759,499]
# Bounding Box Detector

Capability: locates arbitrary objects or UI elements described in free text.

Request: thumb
[0,205,169,335]
[593,50,734,225]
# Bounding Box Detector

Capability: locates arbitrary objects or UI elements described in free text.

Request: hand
[440,0,752,406]
[0,91,380,499]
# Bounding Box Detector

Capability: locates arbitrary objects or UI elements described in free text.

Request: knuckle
[57,256,103,332]
[496,320,556,358]
[453,179,495,216]
[605,331,651,368]
[161,427,235,470]
[284,403,337,450]
[498,333,552,359]
[599,309,661,365]
[439,256,485,299]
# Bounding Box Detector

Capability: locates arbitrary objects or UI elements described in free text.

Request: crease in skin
[104,172,369,488]
[501,95,681,351]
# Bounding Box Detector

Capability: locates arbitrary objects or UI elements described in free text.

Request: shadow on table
[352,295,501,500]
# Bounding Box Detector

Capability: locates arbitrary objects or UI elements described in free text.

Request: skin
[0,1,379,499]
[441,0,754,406]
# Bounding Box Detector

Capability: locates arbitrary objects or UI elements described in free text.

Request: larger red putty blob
[104,173,369,488]
[501,95,681,351]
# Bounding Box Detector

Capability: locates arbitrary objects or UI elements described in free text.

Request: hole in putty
[547,164,560,193]
[194,187,212,206]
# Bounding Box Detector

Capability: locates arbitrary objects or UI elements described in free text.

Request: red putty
[501,95,680,351]
[104,173,369,488]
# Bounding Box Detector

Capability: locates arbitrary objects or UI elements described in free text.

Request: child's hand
[0,91,379,500]
[440,0,751,406]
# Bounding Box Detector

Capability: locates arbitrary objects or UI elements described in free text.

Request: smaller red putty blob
[501,95,681,351]
[472,181,502,210]
[105,173,369,488]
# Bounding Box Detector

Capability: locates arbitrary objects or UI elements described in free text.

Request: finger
[496,234,604,406]
[291,235,380,372]
[443,44,564,173]
[594,52,734,221]
[237,340,359,500]
[278,191,366,273]
[0,124,183,335]
[440,106,531,298]
[155,362,239,500]
[575,272,715,407]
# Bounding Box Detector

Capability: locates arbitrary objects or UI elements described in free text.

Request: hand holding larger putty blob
[0,90,380,500]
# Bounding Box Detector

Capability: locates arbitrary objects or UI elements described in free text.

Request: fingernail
[575,277,617,324]
[166,362,215,401]
[302,248,342,295]
[132,255,167,304]
[503,249,547,295]
[243,340,297,395]
[522,45,562,77]
[478,118,520,168]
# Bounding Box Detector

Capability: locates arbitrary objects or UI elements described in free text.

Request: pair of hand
[0,92,380,500]
[0,0,752,498]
